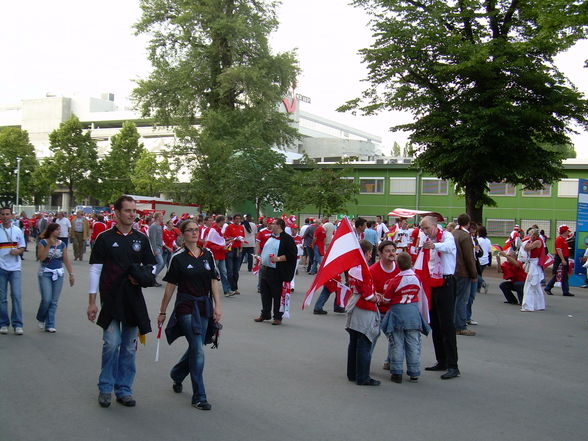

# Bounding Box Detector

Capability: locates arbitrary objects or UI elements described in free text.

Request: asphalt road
[1,254,587,441]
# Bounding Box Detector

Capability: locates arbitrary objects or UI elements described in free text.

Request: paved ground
[1,254,587,441]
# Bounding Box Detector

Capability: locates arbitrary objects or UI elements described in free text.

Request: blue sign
[570,178,588,286]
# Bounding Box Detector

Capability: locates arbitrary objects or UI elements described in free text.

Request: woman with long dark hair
[157,220,222,410]
[36,222,74,332]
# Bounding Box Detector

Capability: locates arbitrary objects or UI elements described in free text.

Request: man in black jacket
[254,218,297,325]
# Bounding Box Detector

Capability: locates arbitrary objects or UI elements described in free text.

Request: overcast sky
[1,0,586,155]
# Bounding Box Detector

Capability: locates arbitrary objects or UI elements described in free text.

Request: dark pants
[240,247,254,271]
[347,329,373,384]
[259,266,283,321]
[225,248,241,291]
[430,276,458,369]
[500,281,524,304]
[305,246,315,273]
[59,237,69,247]
[545,255,569,295]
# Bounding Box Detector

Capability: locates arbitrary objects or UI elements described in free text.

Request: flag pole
[155,323,163,362]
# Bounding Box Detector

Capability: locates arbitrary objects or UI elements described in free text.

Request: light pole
[15,157,21,213]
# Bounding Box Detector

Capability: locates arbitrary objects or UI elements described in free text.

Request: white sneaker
[0,326,8,334]
[46,328,56,333]
[38,321,45,329]
[14,327,24,335]
[467,320,478,325]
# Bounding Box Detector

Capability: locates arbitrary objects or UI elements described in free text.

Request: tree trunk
[465,185,484,223]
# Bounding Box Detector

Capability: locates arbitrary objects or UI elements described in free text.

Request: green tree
[131,150,174,197]
[341,0,588,222]
[48,116,99,207]
[30,159,58,205]
[0,128,38,204]
[133,0,300,213]
[391,141,401,157]
[99,121,146,203]
[227,146,290,218]
[288,158,359,218]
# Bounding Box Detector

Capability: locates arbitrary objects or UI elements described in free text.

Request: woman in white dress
[521,229,545,311]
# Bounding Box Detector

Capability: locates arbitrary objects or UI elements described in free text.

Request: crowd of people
[0,200,580,410]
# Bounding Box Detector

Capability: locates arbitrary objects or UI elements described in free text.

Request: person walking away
[71,210,90,261]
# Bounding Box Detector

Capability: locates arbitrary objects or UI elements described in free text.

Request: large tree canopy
[342,0,588,221]
[0,127,37,205]
[133,0,300,213]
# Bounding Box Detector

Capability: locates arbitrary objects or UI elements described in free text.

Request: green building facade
[293,162,588,250]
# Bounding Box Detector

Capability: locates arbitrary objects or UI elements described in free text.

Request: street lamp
[15,157,21,213]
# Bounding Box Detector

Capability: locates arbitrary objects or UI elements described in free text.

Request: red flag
[302,217,373,309]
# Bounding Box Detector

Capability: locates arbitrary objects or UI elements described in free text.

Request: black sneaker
[98,392,111,408]
[334,307,346,313]
[172,382,182,393]
[313,309,327,315]
[391,374,403,384]
[192,401,212,410]
[409,376,419,383]
[563,293,575,297]
[544,289,553,295]
[116,395,136,407]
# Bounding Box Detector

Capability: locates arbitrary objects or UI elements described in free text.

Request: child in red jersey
[381,252,430,384]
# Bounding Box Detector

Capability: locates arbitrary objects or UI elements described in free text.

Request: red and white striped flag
[204,227,226,254]
[302,217,373,309]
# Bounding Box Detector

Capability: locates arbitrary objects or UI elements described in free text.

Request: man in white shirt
[375,215,389,243]
[322,217,336,249]
[55,212,72,247]
[0,206,26,335]
[419,215,460,379]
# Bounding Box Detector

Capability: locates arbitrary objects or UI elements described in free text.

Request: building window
[488,182,516,196]
[421,178,448,195]
[359,178,384,194]
[390,177,416,195]
[522,184,551,197]
[521,220,551,237]
[486,219,516,237]
[557,179,579,198]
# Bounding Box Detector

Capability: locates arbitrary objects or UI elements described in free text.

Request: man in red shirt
[162,219,178,267]
[545,225,574,296]
[498,250,527,304]
[90,215,108,248]
[223,213,245,295]
[309,219,325,275]
[369,240,400,370]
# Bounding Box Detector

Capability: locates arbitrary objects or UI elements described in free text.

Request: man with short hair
[322,217,336,249]
[310,219,325,275]
[0,206,26,335]
[87,195,156,408]
[71,210,90,261]
[224,214,245,294]
[205,216,231,296]
[545,225,574,297]
[451,214,478,336]
[364,221,378,265]
[498,249,527,304]
[420,215,460,379]
[148,212,164,286]
[254,218,297,325]
[240,214,257,272]
[355,217,367,240]
[55,212,71,246]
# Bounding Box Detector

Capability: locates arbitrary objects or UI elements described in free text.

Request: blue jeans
[215,259,231,294]
[154,250,165,276]
[310,245,323,274]
[467,279,477,321]
[171,314,209,403]
[347,329,373,384]
[36,271,64,329]
[546,256,569,295]
[225,248,241,291]
[163,248,172,268]
[454,276,470,330]
[389,329,421,376]
[0,269,22,328]
[98,320,138,397]
[314,286,335,311]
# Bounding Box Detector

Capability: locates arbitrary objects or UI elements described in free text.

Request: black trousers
[259,266,283,321]
[430,276,458,369]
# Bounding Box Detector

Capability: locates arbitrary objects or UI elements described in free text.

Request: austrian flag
[302,217,374,309]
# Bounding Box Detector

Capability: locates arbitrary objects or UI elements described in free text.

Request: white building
[0,92,382,162]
